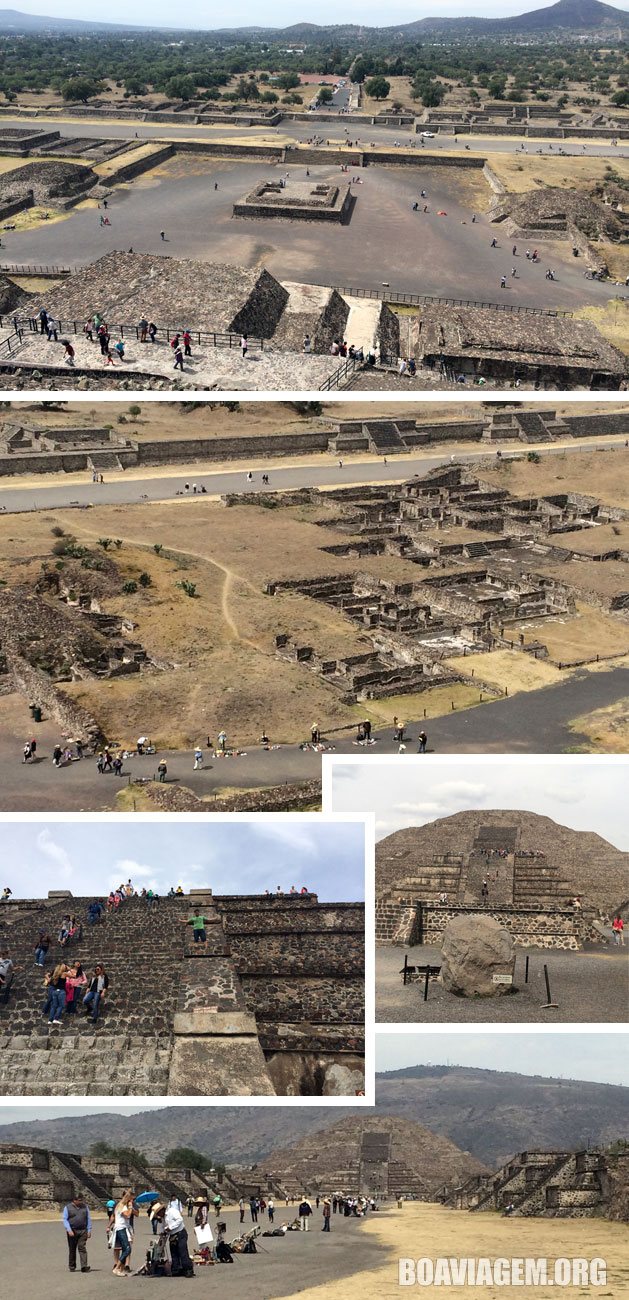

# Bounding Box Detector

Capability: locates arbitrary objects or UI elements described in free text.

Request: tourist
[157,760,168,782]
[322,1198,331,1231]
[311,723,320,744]
[38,307,48,334]
[239,1197,245,1224]
[138,318,148,342]
[183,330,192,357]
[241,334,248,358]
[65,962,87,1014]
[82,963,109,1022]
[34,929,51,967]
[160,231,165,241]
[148,322,158,343]
[46,316,59,342]
[298,1197,312,1231]
[481,878,489,903]
[500,275,506,289]
[63,341,75,367]
[332,1195,338,1214]
[114,339,125,361]
[43,962,68,1024]
[267,1198,275,1223]
[62,1193,92,1273]
[417,731,427,753]
[112,1190,135,1276]
[612,914,624,946]
[173,345,184,371]
[249,1196,258,1223]
[217,730,227,753]
[193,746,203,770]
[303,335,312,353]
[183,908,209,950]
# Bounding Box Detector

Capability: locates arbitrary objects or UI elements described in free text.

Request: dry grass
[446,649,562,694]
[485,151,629,194]
[291,1201,629,1300]
[350,683,483,728]
[514,605,629,665]
[360,75,416,115]
[573,297,629,354]
[570,699,629,753]
[481,447,629,510]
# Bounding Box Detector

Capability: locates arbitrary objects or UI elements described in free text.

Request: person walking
[267,1197,274,1223]
[299,1197,312,1231]
[417,730,428,753]
[183,908,208,951]
[322,1198,331,1232]
[239,1197,245,1224]
[612,914,624,946]
[193,746,203,770]
[241,334,248,358]
[63,1193,92,1273]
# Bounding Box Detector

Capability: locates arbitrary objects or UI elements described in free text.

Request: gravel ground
[376,942,629,1023]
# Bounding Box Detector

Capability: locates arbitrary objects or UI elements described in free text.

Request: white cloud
[252,824,320,857]
[36,829,74,881]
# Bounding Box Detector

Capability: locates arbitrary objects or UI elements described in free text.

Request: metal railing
[319,355,359,391]
[0,263,73,277]
[0,327,24,357]
[333,284,573,318]
[0,316,265,350]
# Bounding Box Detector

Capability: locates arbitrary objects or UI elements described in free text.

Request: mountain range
[0,0,626,37]
[0,1066,626,1168]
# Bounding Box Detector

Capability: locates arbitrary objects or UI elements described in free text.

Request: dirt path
[65,517,260,649]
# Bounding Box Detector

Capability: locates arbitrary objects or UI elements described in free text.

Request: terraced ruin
[0,891,364,1097]
[447,1147,629,1219]
[375,809,629,950]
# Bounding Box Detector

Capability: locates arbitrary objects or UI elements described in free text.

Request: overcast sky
[376,1032,629,1087]
[8,1,628,31]
[329,759,629,848]
[0,818,365,900]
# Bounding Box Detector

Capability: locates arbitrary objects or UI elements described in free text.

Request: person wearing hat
[164,1196,194,1278]
[298,1197,312,1231]
[193,1196,209,1228]
[150,1201,165,1235]
[322,1198,331,1232]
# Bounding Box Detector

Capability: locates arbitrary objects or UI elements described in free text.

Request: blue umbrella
[135,1191,160,1204]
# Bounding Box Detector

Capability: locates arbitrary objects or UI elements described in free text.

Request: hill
[0,0,626,37]
[253,1113,487,1196]
[376,809,629,912]
[0,1066,626,1168]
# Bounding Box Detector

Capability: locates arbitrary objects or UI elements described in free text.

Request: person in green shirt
[183,909,208,949]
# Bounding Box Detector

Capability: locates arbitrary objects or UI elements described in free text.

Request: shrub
[153,543,163,555]
[176,580,198,597]
[139,572,152,587]
[122,580,138,594]
[51,525,65,537]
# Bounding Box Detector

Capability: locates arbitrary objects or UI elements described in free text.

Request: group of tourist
[42,961,109,1025]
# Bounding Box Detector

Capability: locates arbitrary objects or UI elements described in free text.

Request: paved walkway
[376,943,629,1023]
[1,666,626,811]
[1,1205,379,1300]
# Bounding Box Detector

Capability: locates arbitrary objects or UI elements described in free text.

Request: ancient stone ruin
[233,179,353,223]
[376,810,629,951]
[264,462,629,705]
[0,891,364,1097]
[446,1148,629,1219]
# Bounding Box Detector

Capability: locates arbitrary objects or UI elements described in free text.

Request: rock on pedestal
[440,914,515,997]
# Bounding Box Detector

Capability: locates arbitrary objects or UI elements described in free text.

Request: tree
[165,75,196,102]
[165,1147,214,1173]
[61,76,103,104]
[365,76,390,101]
[277,72,300,91]
[318,86,334,104]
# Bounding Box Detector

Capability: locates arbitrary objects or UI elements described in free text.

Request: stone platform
[234,179,354,223]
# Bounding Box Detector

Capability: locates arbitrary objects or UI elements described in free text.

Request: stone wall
[376,900,582,949]
[0,892,364,1097]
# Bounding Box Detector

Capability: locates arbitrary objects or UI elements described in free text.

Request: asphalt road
[1,1206,379,1300]
[1,667,627,811]
[1,111,626,158]
[0,440,625,513]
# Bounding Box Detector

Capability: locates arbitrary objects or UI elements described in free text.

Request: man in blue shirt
[62,1194,92,1272]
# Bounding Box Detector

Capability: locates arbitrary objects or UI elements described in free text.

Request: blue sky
[329,759,629,847]
[9,1,628,30]
[376,1032,629,1087]
[1,818,365,900]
